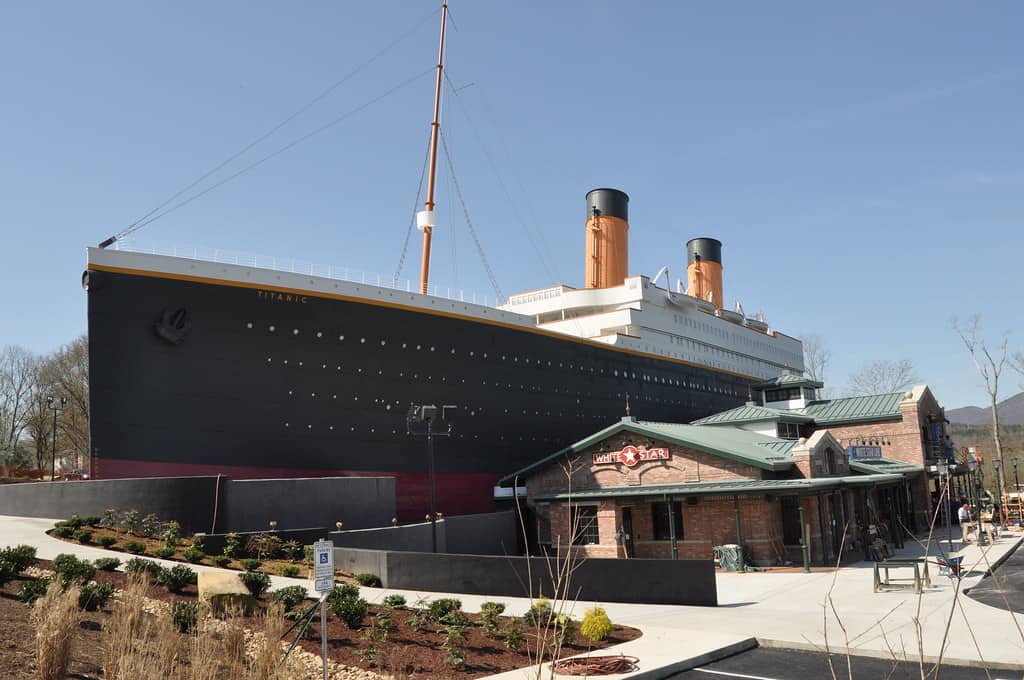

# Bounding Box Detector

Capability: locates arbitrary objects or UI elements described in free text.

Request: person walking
[958,502,972,544]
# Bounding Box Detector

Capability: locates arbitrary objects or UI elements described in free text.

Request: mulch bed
[1,559,641,678]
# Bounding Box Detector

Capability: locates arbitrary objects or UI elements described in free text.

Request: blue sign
[848,445,882,460]
[319,553,329,564]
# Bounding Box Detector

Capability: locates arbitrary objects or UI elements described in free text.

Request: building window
[823,447,836,475]
[776,422,801,440]
[651,501,684,540]
[536,504,551,545]
[572,506,599,545]
[781,496,802,545]
[766,387,801,402]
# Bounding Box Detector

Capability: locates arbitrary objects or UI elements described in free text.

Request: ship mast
[417,1,448,295]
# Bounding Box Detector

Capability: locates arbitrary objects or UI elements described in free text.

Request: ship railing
[111,240,502,308]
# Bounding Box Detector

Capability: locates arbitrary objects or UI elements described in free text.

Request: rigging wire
[441,69,560,285]
[103,5,441,246]
[439,128,503,302]
[393,137,432,287]
[124,68,434,234]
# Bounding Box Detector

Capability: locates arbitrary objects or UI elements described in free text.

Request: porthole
[298,361,303,366]
[284,422,290,427]
[269,325,276,332]
[293,329,299,335]
[246,322,253,329]
[316,331,323,338]
[430,346,435,352]
[329,426,334,430]
[385,404,392,411]
[339,335,345,341]
[311,392,316,397]
[288,390,293,395]
[307,424,312,429]
[283,360,289,365]
[360,338,366,343]
[336,365,341,370]
[402,343,407,348]
[322,363,327,369]
[333,395,337,399]
[380,340,386,346]
[267,358,272,363]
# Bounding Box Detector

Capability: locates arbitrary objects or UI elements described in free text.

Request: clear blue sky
[2,1,1022,409]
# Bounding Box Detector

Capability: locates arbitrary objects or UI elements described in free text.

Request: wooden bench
[873,558,931,594]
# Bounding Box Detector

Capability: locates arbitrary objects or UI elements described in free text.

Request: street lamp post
[46,395,67,481]
[993,458,1003,524]
[407,404,455,553]
[1012,456,1020,494]
[936,462,951,547]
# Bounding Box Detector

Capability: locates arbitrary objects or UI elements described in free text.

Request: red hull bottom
[95,459,500,521]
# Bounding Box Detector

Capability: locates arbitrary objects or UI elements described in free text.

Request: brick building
[503,416,920,567]
[694,372,960,531]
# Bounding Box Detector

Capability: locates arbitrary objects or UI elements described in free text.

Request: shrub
[53,554,95,587]
[61,515,88,530]
[99,508,118,528]
[329,595,368,629]
[97,535,117,548]
[157,564,197,594]
[223,532,241,558]
[238,571,271,597]
[51,525,74,539]
[123,540,146,555]
[329,583,359,602]
[246,533,283,560]
[523,597,553,627]
[269,585,308,610]
[0,559,14,588]
[502,621,524,651]
[278,565,301,577]
[19,577,49,605]
[162,521,181,548]
[0,544,37,572]
[426,598,462,622]
[212,555,232,568]
[172,600,199,633]
[240,558,262,572]
[125,557,161,581]
[139,513,162,538]
[354,572,382,587]
[552,613,575,647]
[580,606,614,642]
[480,601,506,634]
[73,529,93,544]
[440,610,471,628]
[407,608,428,632]
[282,540,303,562]
[81,515,102,527]
[182,547,204,563]
[121,509,140,535]
[155,546,176,559]
[93,557,121,572]
[382,594,406,610]
[78,582,114,611]
[442,625,467,669]
[189,534,205,553]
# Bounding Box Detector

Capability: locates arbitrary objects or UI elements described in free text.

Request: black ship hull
[86,262,754,518]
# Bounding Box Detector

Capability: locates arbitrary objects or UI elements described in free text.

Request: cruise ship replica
[83,6,802,518]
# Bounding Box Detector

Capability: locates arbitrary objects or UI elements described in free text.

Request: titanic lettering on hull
[257,289,308,304]
[593,445,670,467]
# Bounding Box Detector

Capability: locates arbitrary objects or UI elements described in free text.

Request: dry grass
[30,581,81,680]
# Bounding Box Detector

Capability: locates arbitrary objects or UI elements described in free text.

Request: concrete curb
[756,638,1024,672]
[624,636,757,679]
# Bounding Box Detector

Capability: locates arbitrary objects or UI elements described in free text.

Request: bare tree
[0,345,38,463]
[38,336,90,473]
[845,359,920,396]
[802,334,830,396]
[952,314,1008,502]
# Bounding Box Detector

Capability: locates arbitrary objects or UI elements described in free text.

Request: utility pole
[407,404,456,552]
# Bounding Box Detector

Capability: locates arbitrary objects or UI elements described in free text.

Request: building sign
[848,445,882,461]
[593,445,670,467]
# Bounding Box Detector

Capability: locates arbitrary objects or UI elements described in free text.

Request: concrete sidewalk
[3,515,1023,677]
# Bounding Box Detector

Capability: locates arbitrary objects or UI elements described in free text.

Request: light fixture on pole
[936,461,951,546]
[1012,456,1020,492]
[407,403,456,553]
[46,395,67,481]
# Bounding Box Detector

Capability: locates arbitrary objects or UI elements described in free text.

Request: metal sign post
[312,540,334,680]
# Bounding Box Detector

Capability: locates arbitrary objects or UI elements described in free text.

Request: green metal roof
[533,473,906,502]
[498,417,797,485]
[795,392,905,425]
[692,403,815,426]
[850,457,924,475]
[750,370,824,390]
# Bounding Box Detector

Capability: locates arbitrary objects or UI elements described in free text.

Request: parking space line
[693,668,784,680]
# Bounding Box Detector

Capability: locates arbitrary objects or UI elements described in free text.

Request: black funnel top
[687,237,722,264]
[586,188,629,221]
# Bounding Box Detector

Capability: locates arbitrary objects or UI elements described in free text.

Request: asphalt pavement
[669,647,1019,680]
[967,539,1024,614]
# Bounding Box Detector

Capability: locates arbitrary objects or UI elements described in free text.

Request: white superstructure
[501,274,803,379]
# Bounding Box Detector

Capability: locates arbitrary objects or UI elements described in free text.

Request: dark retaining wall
[218,477,395,533]
[0,476,396,535]
[333,548,718,606]
[443,511,519,555]
[330,520,442,553]
[0,477,217,532]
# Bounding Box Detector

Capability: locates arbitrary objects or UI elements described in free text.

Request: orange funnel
[686,237,723,307]
[584,188,629,289]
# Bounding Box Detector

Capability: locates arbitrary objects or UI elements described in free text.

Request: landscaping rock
[198,571,255,615]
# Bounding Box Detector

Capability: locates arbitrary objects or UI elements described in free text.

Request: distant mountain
[947,391,1024,426]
